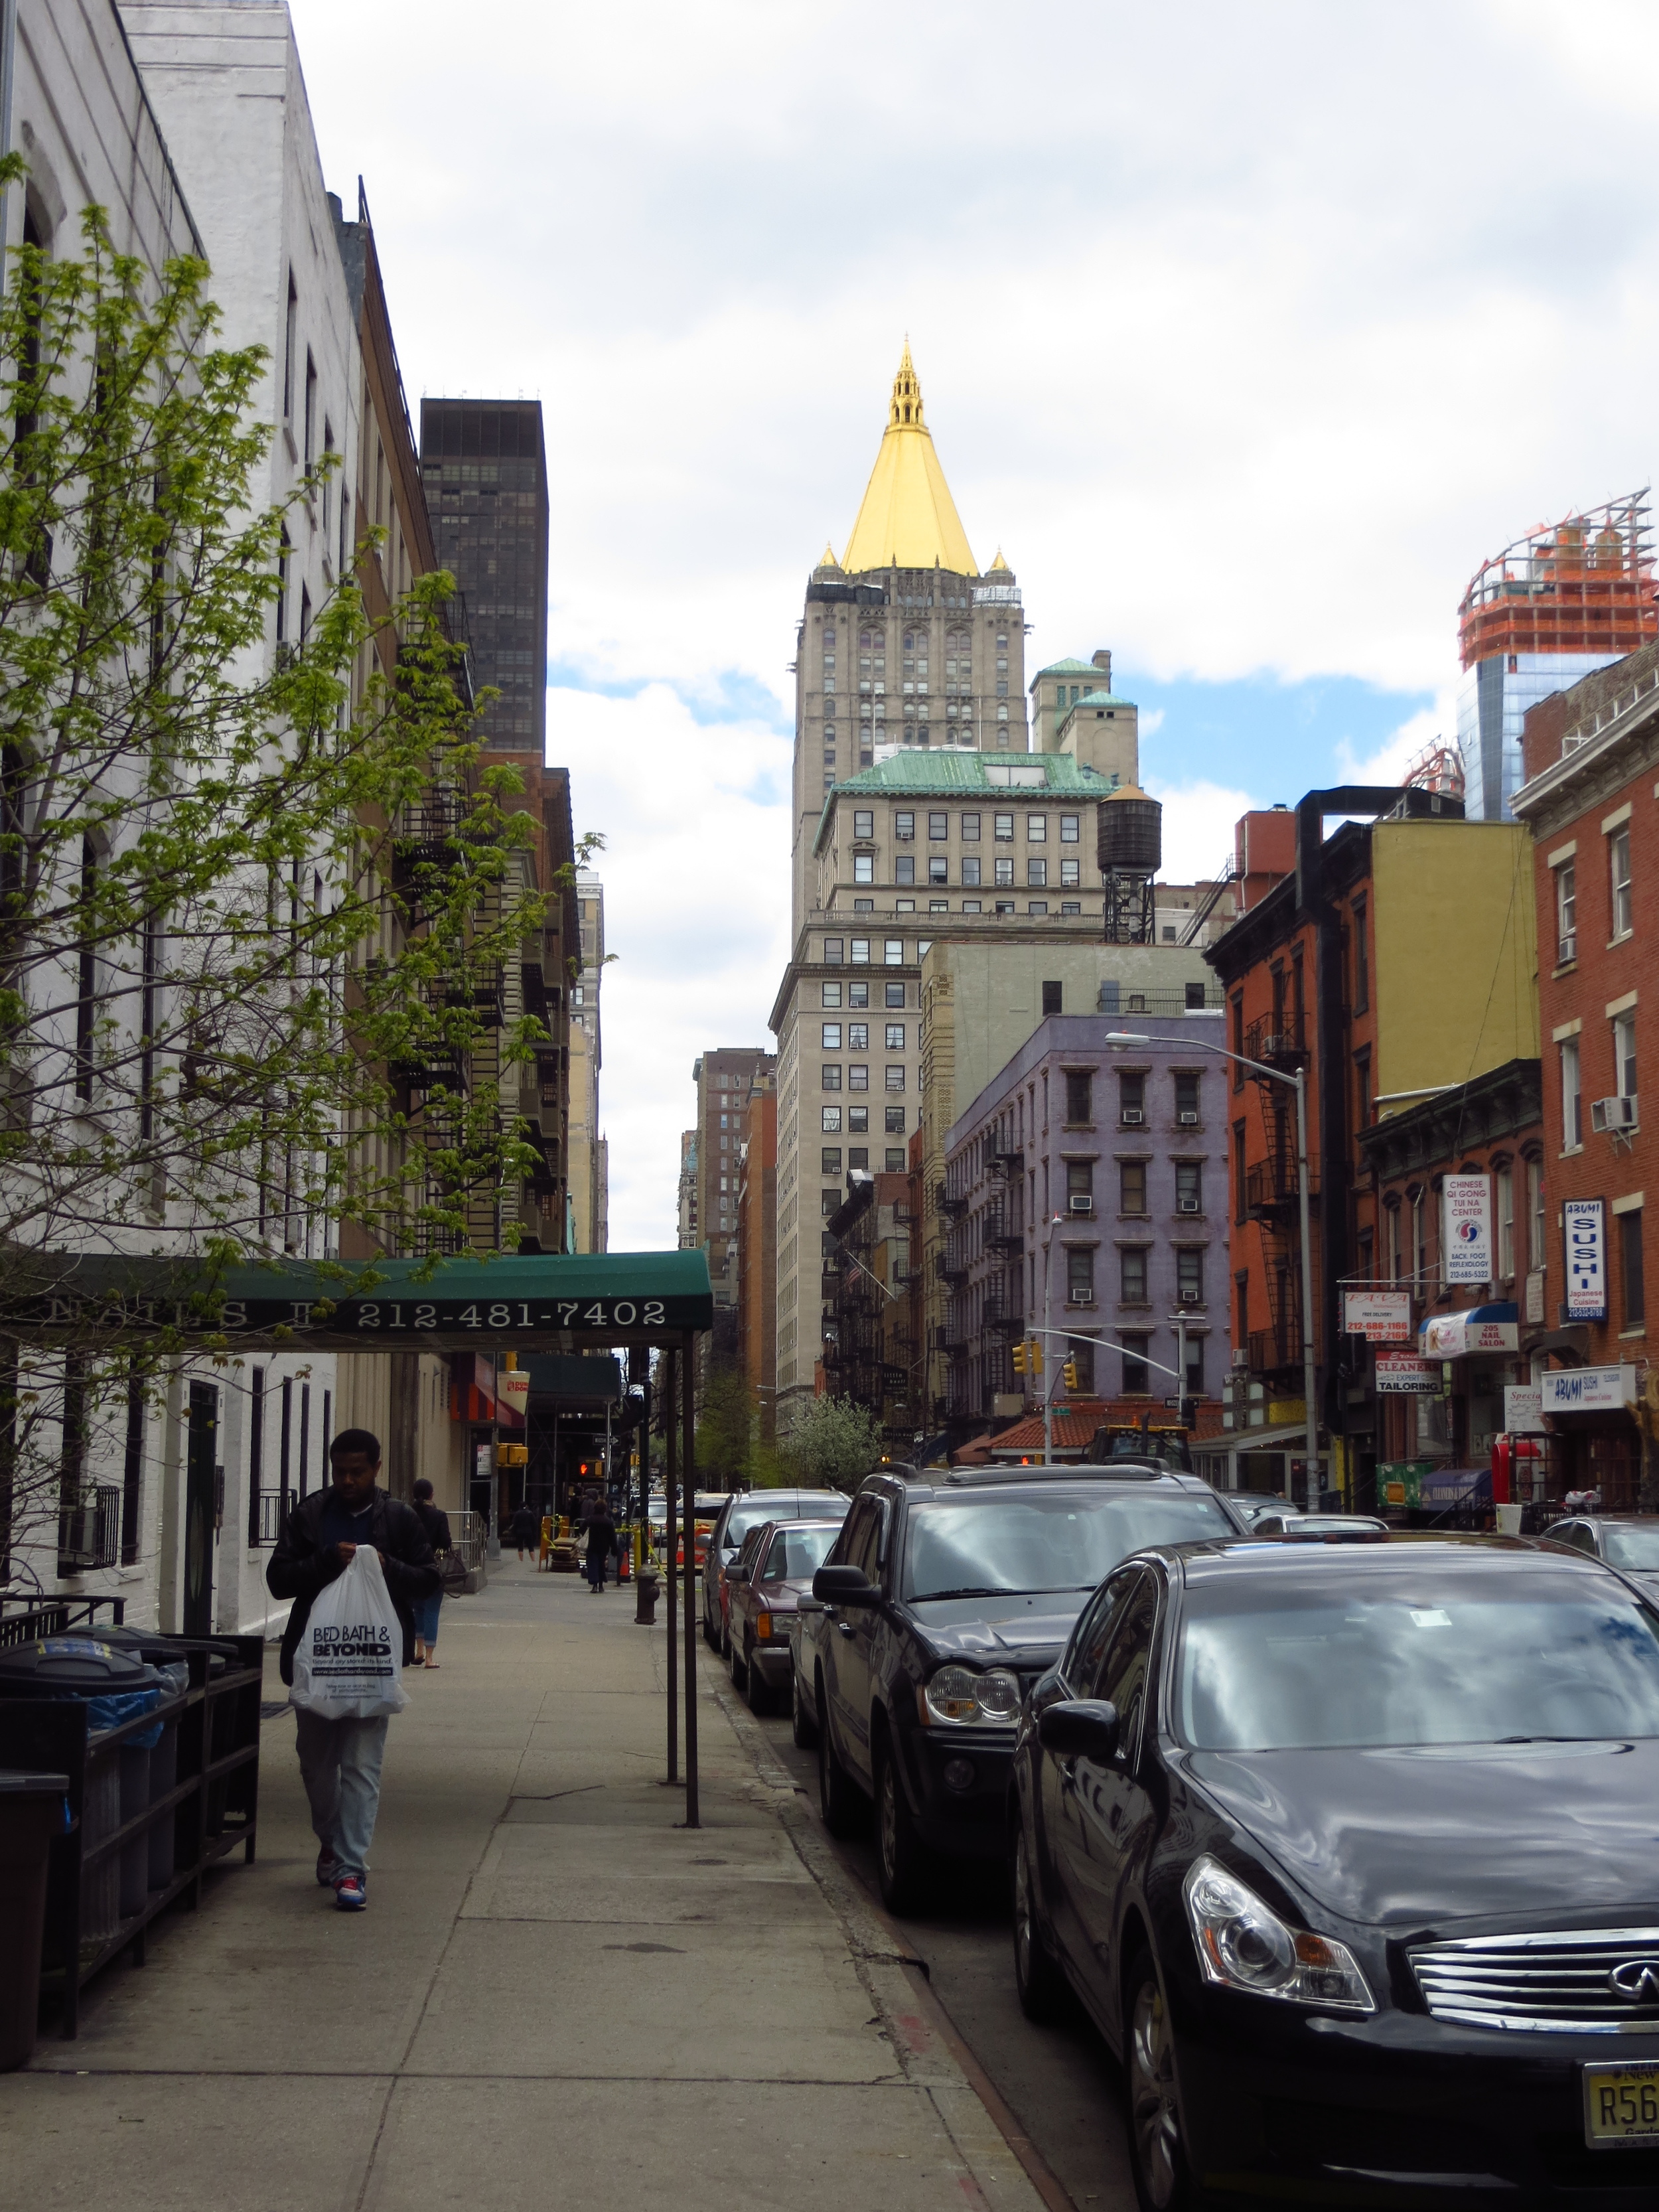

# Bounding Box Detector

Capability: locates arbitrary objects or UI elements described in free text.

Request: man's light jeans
[294,1709,389,1880]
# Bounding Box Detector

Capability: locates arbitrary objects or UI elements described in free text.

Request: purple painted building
[941,1011,1227,1427]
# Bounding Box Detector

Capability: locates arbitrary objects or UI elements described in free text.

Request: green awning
[4,1249,711,1352]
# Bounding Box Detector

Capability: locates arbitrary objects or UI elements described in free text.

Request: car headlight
[1183,1855,1373,2013]
[922,1664,1021,1727]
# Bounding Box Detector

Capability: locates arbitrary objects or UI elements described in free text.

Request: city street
[0,1562,1121,2212]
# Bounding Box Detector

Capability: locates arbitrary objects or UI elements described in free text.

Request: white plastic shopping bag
[291,1545,409,1719]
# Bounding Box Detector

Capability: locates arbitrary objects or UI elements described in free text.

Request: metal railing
[58,1483,121,1572]
[1242,1013,1307,1067]
[1244,1155,1319,1215]
[450,1509,486,1579]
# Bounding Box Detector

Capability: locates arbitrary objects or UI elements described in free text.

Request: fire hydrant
[634,1568,660,1626]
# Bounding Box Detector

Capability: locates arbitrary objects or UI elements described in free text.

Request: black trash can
[0,1641,165,1945]
[0,1771,68,2071]
[84,1629,190,1890]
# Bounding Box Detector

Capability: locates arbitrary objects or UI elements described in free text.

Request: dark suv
[800,1462,1243,1911]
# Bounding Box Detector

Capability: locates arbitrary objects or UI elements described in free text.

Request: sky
[285,0,1659,1251]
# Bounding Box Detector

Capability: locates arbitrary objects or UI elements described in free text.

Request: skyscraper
[1457,492,1656,822]
[418,400,549,753]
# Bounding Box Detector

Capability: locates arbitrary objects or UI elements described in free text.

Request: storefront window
[1496,1165,1514,1281]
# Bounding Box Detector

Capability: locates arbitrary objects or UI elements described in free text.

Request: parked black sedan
[1011,1533,1659,2208]
[801,1461,1243,1913]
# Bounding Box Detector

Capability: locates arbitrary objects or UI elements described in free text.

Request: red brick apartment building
[1514,638,1659,1505]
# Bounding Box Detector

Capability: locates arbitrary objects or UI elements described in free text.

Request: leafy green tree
[781,1392,887,1495]
[695,1365,752,1487]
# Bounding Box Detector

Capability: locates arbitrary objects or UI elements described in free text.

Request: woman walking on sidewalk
[410,1478,451,1666]
[584,1499,616,1593]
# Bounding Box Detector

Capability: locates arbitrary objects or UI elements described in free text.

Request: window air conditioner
[1179,1111,1199,1126]
[1178,1197,1201,1213]
[1070,1288,1096,1305]
[1557,932,1577,964]
[1121,1109,1144,1126]
[1068,1195,1094,1215]
[1591,1095,1638,1134]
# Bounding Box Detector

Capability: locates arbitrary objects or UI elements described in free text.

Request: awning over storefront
[1,1250,713,1353]
[1419,1465,1492,1510]
[1420,1303,1518,1359]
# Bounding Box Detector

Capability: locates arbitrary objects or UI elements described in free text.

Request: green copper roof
[812,750,1112,853]
[1033,658,1106,677]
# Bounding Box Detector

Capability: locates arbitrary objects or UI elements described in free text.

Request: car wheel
[745,1638,774,1716]
[875,1729,935,1915]
[816,1678,864,1838]
[1011,1824,1070,2022]
[791,1666,819,1749]
[729,1628,749,1692]
[1125,1949,1195,2212]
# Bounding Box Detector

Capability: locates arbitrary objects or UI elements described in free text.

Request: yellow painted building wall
[1370,820,1539,1110]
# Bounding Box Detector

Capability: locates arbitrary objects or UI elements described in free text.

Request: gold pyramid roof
[841,345,977,578]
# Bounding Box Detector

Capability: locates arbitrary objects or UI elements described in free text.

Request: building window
[962,812,981,840]
[1386,1200,1401,1283]
[1497,1163,1515,1280]
[1118,1071,1144,1125]
[822,1023,841,1049]
[991,857,1013,887]
[1060,858,1081,886]
[1066,1161,1093,1205]
[820,1189,839,1216]
[885,1065,906,1091]
[1119,1159,1147,1213]
[885,982,905,1007]
[962,856,981,886]
[1354,1051,1372,1131]
[849,1147,869,1169]
[849,1106,869,1132]
[1233,1122,1246,1225]
[1042,982,1062,1016]
[1174,1072,1200,1121]
[824,938,843,964]
[1611,826,1633,940]
[895,855,915,885]
[885,1023,905,1049]
[895,811,914,841]
[822,1147,842,1173]
[1069,1247,1097,1303]
[822,981,843,1007]
[1528,1155,1545,1272]
[994,813,1014,842]
[822,1106,842,1132]
[1065,1070,1092,1124]
[1556,859,1577,964]
[848,1064,868,1090]
[1027,858,1047,887]
[964,899,983,913]
[1121,1332,1151,1394]
[1561,1037,1582,1149]
[851,938,870,964]
[885,1106,905,1134]
[853,810,873,839]
[1175,1161,1202,1213]
[1060,901,1081,915]
[1119,1247,1147,1304]
[1060,814,1080,843]
[854,854,874,884]
[849,980,869,1007]
[1352,897,1369,1013]
[928,812,948,840]
[1184,1334,1205,1395]
[881,939,901,966]
[822,1065,841,1091]
[1027,814,1046,843]
[1622,1207,1646,1328]
[1615,1009,1638,1106]
[1176,1244,1204,1307]
[1064,1336,1096,1392]
[928,856,948,883]
[848,1021,869,1048]
[853,899,874,913]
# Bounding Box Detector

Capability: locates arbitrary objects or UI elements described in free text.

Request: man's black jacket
[267,1489,440,1686]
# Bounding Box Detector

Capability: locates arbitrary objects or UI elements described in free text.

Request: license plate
[1584,2062,1659,2146]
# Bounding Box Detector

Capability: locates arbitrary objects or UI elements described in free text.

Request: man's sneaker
[316,1849,341,1887]
[334,1874,367,1911]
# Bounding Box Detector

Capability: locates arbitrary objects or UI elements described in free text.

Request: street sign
[1344,1290,1411,1341]
[1443,1175,1492,1285]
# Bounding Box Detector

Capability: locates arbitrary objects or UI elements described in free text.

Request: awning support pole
[664,1345,678,1785]
[682,1328,699,1827]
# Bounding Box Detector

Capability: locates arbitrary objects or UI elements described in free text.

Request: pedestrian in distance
[409,1477,451,1666]
[584,1497,616,1593]
[508,1500,537,1561]
[266,1429,439,1911]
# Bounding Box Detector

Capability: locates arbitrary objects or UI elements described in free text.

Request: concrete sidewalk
[0,1558,1050,2212]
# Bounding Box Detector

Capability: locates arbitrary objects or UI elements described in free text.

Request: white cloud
[1141,778,1264,886]
[1334,692,1462,789]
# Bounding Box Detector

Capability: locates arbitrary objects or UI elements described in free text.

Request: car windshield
[1098,1432,1192,1473]
[902,1490,1234,1601]
[1601,1525,1659,1570]
[1177,1568,1659,1749]
[725,1495,845,1549]
[764,1526,840,1580]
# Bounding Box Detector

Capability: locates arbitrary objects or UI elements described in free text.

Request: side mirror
[812,1564,879,1607]
[1037,1699,1121,1764]
[726,1564,749,1585]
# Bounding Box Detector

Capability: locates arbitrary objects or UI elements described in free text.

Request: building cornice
[1512,674,1659,834]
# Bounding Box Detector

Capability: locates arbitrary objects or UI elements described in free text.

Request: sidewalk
[0,1558,1050,2212]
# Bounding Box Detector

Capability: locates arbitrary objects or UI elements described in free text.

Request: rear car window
[902,1489,1234,1601]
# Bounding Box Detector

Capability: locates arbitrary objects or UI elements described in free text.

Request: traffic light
[498,1441,528,1468]
[1062,1356,1080,1392]
[1011,1341,1027,1374]
[1029,1339,1044,1374]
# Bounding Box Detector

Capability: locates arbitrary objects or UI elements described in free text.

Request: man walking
[267,1429,439,1911]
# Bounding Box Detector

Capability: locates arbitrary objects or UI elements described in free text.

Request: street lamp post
[1106,1033,1319,1504]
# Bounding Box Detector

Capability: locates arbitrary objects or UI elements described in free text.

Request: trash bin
[0,1771,68,2071]
[86,1629,190,1889]
[0,1641,166,1945]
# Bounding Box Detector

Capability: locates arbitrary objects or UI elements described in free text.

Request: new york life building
[1513,637,1659,1506]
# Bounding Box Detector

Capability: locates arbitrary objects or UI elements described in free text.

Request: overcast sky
[287,0,1658,1250]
